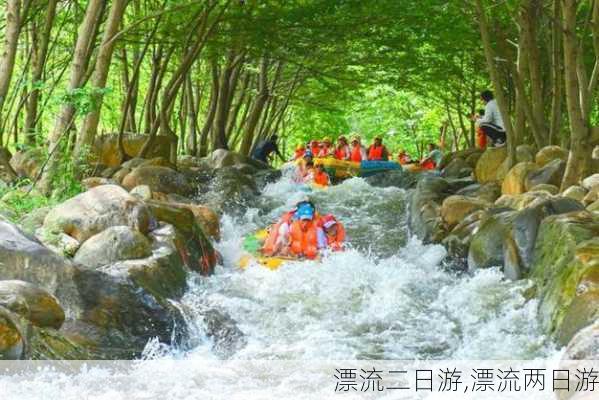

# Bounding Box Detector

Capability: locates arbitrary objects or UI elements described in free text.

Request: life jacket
[368,145,385,161]
[313,170,329,186]
[335,146,348,160]
[476,126,487,149]
[294,148,306,160]
[262,211,294,256]
[350,145,363,162]
[317,145,330,158]
[289,220,319,259]
[421,159,436,170]
[311,143,320,156]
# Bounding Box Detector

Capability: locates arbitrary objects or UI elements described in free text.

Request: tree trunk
[75,0,128,162]
[38,0,105,195]
[199,62,219,157]
[559,0,592,190]
[0,0,23,136]
[239,58,270,156]
[549,0,563,145]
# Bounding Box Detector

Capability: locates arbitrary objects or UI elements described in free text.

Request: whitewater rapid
[180,173,556,361]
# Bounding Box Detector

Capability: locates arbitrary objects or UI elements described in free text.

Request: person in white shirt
[473,90,507,147]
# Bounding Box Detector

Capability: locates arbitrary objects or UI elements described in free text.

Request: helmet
[321,214,337,229]
[304,150,313,158]
[351,134,361,143]
[374,135,382,141]
[322,137,332,143]
[296,144,305,150]
[294,203,315,220]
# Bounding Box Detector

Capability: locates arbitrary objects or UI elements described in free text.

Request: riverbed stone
[441,157,471,179]
[501,162,539,195]
[121,166,193,197]
[582,190,598,206]
[130,185,152,201]
[582,174,599,191]
[440,195,490,228]
[43,184,152,243]
[587,200,599,213]
[0,307,24,359]
[474,147,507,183]
[0,280,64,329]
[73,226,152,269]
[82,177,115,190]
[9,148,44,179]
[535,145,569,167]
[528,184,559,195]
[408,176,451,241]
[92,134,173,167]
[495,191,552,210]
[563,186,588,202]
[525,159,566,191]
[516,144,535,163]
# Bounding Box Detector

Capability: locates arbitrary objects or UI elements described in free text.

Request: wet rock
[495,191,552,210]
[122,166,193,197]
[516,144,535,163]
[524,159,566,191]
[92,134,173,167]
[199,307,247,358]
[501,162,539,195]
[442,210,487,260]
[563,320,599,361]
[82,177,115,190]
[530,212,599,344]
[408,176,451,242]
[529,184,559,195]
[467,210,514,271]
[145,200,217,275]
[440,195,490,228]
[43,185,152,243]
[439,148,482,169]
[0,280,64,329]
[474,147,507,183]
[253,168,283,189]
[169,202,220,241]
[582,190,598,206]
[201,167,259,214]
[455,182,501,203]
[0,307,25,359]
[441,158,472,179]
[582,174,599,191]
[364,168,416,189]
[73,226,152,269]
[209,149,268,170]
[588,200,599,213]
[535,145,568,167]
[130,185,152,201]
[562,186,588,202]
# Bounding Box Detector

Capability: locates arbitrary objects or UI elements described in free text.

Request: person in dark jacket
[251,134,285,164]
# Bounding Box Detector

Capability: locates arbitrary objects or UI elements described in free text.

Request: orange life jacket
[368,145,386,161]
[477,126,487,149]
[326,222,346,251]
[350,145,363,162]
[311,143,320,156]
[294,148,306,160]
[313,170,329,186]
[421,159,436,170]
[318,145,330,158]
[335,146,348,160]
[262,212,294,256]
[289,220,319,259]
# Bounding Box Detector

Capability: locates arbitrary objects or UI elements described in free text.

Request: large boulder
[0,280,64,329]
[441,158,472,179]
[440,195,490,228]
[9,148,44,179]
[43,185,152,243]
[525,159,566,191]
[501,162,539,195]
[169,203,220,241]
[209,149,268,170]
[582,174,599,191]
[73,226,152,269]
[516,144,535,163]
[455,182,501,203]
[364,168,417,189]
[529,184,559,195]
[530,212,599,344]
[408,176,451,242]
[0,147,17,182]
[92,134,173,167]
[562,186,588,202]
[0,218,189,359]
[495,191,552,210]
[145,201,217,275]
[474,147,507,183]
[535,145,568,167]
[121,166,193,197]
[0,306,24,359]
[201,167,260,214]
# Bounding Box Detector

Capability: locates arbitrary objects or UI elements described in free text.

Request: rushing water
[1,171,561,399]
[180,171,556,361]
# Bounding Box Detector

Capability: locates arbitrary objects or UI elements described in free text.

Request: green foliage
[61,87,113,115]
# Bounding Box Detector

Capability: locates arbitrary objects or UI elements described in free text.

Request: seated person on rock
[318,214,345,251]
[420,143,443,170]
[367,136,390,161]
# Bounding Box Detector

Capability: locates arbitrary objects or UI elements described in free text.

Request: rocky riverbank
[0,141,279,360]
[406,145,599,360]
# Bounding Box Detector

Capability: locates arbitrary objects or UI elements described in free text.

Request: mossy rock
[530,212,599,344]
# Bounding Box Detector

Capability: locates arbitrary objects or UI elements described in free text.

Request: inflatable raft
[238,229,299,270]
[313,158,401,179]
